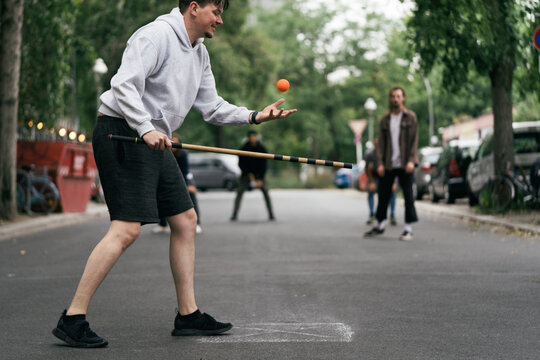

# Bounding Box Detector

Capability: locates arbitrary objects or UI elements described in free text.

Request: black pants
[376,168,418,224]
[232,175,274,219]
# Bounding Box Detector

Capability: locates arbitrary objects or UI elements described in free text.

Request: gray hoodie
[98,8,251,138]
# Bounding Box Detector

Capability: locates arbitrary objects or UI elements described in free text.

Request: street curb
[344,189,540,236]
[414,200,540,236]
[0,204,109,242]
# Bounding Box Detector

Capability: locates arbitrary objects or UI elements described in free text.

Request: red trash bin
[17,141,98,213]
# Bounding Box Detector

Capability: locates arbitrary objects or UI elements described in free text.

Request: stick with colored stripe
[109,135,353,169]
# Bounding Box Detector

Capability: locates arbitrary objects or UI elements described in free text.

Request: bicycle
[16,165,60,215]
[478,159,540,213]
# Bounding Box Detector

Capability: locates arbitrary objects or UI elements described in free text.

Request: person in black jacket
[231,130,274,221]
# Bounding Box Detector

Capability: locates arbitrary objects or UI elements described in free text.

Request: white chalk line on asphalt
[198,322,354,343]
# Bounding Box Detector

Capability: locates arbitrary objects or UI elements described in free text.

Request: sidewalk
[414,198,540,237]
[347,190,540,237]
[0,190,539,241]
[0,202,108,242]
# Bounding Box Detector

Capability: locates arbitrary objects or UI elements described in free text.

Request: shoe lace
[77,321,98,339]
[200,313,217,329]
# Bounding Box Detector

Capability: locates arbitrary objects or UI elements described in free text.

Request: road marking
[198,322,353,343]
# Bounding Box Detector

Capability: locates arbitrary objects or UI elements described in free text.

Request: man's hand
[255,99,297,124]
[142,130,172,151]
[187,185,197,194]
[377,165,385,178]
[405,161,415,173]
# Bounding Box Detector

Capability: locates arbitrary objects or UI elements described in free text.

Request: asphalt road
[1,189,539,359]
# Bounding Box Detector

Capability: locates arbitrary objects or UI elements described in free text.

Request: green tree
[19,0,77,127]
[405,0,539,175]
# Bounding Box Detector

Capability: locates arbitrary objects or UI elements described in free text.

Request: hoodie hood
[156,7,204,51]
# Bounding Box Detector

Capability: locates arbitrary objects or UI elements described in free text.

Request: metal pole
[355,135,363,167]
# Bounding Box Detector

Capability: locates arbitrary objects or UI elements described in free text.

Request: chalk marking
[198,322,353,343]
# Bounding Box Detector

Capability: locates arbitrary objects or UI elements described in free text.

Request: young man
[364,87,418,241]
[231,130,274,221]
[52,0,296,348]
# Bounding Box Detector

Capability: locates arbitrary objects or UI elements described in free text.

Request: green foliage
[19,0,78,127]
[406,0,520,90]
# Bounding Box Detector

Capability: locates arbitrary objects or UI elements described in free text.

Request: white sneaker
[196,225,202,234]
[399,231,413,241]
[152,226,170,234]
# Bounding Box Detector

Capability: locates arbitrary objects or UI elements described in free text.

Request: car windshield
[514,132,540,154]
[461,146,478,158]
[423,153,441,165]
[220,155,239,172]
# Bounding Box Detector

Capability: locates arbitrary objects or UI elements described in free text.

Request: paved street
[1,189,540,359]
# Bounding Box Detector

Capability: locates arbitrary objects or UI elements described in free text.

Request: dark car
[413,146,442,199]
[190,153,241,191]
[429,140,479,204]
[466,121,540,205]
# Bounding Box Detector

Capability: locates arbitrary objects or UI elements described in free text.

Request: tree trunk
[490,62,514,176]
[0,0,24,220]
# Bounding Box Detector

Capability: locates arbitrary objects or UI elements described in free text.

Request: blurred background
[12,0,540,188]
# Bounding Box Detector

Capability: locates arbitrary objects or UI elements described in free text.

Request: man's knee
[169,208,197,233]
[109,221,141,250]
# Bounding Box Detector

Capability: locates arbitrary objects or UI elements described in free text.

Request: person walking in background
[153,133,202,234]
[365,138,397,226]
[231,130,275,221]
[364,87,418,241]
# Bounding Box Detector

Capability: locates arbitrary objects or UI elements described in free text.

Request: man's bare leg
[168,209,198,315]
[66,220,141,315]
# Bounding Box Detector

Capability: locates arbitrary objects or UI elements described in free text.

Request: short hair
[247,130,258,136]
[179,0,229,14]
[389,86,406,98]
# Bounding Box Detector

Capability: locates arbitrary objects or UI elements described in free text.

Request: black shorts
[92,116,193,224]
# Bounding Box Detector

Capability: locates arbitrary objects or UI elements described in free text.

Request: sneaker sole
[171,324,233,336]
[364,231,384,238]
[52,328,108,348]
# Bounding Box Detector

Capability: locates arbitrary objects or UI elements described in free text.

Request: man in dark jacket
[231,130,275,221]
[364,87,418,241]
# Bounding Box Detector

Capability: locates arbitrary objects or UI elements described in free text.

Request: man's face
[389,89,405,111]
[248,134,258,145]
[194,3,224,39]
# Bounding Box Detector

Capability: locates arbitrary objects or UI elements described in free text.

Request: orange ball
[276,79,290,92]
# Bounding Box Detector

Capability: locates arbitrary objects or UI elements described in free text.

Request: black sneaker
[52,310,108,348]
[364,227,385,237]
[171,310,232,336]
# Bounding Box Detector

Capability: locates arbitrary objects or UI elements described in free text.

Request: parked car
[333,165,360,189]
[466,121,540,205]
[334,167,352,188]
[429,139,479,204]
[413,146,442,199]
[190,153,241,191]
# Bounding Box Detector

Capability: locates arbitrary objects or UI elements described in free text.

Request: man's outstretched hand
[255,99,297,124]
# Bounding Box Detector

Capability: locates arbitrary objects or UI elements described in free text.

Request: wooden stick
[109,135,353,169]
